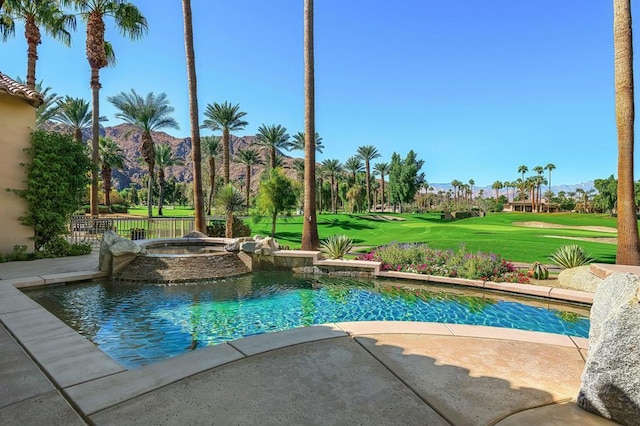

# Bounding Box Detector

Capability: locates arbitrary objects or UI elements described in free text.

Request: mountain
[428,181,597,197]
[47,123,299,191]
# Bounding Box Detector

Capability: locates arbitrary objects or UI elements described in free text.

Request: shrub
[320,234,353,259]
[549,244,594,268]
[527,262,549,280]
[10,131,92,250]
[110,204,128,214]
[42,237,92,257]
[207,218,251,238]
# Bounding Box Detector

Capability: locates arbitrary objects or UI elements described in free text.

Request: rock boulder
[556,266,603,293]
[98,230,146,273]
[577,273,640,425]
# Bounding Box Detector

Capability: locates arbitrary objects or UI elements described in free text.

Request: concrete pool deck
[0,253,616,425]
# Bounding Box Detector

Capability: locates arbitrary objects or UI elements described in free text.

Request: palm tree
[533,166,544,212]
[356,145,381,212]
[544,163,556,213]
[155,144,184,216]
[108,90,178,218]
[216,184,244,238]
[492,181,503,201]
[321,159,341,213]
[52,96,106,143]
[97,136,124,207]
[202,135,220,215]
[290,131,324,153]
[301,0,319,250]
[373,162,390,212]
[15,77,61,128]
[0,0,75,89]
[201,101,248,184]
[234,147,262,208]
[344,155,363,184]
[255,124,290,169]
[518,165,528,181]
[69,0,147,217]
[468,179,475,201]
[181,0,205,232]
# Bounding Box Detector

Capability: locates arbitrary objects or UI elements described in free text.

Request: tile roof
[0,72,43,107]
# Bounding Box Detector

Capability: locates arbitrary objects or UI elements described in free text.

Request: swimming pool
[25,272,590,368]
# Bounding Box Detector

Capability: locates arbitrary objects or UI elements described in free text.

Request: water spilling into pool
[25,272,590,368]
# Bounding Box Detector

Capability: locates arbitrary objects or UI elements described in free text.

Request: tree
[373,162,390,212]
[155,144,184,216]
[344,155,363,184]
[256,168,298,237]
[290,131,323,153]
[0,0,75,89]
[108,90,178,218]
[202,135,220,215]
[216,184,244,238]
[234,147,262,208]
[593,175,618,214]
[52,96,105,143]
[321,158,341,213]
[543,163,556,212]
[388,150,424,213]
[468,179,475,201]
[492,181,503,201]
[201,101,248,184]
[301,0,319,250]
[517,165,528,181]
[182,0,205,232]
[613,0,640,264]
[15,78,61,128]
[96,136,124,207]
[255,124,290,169]
[356,145,381,212]
[69,0,147,217]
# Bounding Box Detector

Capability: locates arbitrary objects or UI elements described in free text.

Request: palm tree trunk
[147,165,154,218]
[102,167,112,207]
[223,129,230,184]
[271,211,277,237]
[226,211,233,238]
[380,175,385,212]
[182,0,207,232]
[331,176,336,213]
[25,16,40,89]
[207,157,216,215]
[301,0,320,250]
[74,128,83,144]
[90,68,101,217]
[245,164,251,208]
[158,169,165,216]
[613,0,640,265]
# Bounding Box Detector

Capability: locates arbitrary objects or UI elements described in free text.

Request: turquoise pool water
[26,272,590,368]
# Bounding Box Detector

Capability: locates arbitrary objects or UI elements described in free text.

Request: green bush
[81,205,112,214]
[110,204,128,214]
[207,218,251,238]
[10,131,92,250]
[549,245,594,268]
[453,211,472,219]
[42,237,92,257]
[320,234,353,259]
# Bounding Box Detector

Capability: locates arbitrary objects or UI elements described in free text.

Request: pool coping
[0,264,593,419]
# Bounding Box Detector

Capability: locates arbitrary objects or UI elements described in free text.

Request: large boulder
[577,273,640,425]
[556,266,603,293]
[98,230,146,273]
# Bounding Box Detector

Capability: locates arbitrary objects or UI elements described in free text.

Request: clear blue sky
[0,0,633,188]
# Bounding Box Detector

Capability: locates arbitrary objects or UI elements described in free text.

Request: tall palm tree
[53,96,106,143]
[321,159,341,214]
[255,124,290,169]
[0,0,75,89]
[202,101,248,184]
[492,181,503,201]
[181,0,205,232]
[234,147,262,208]
[356,145,381,212]
[202,135,220,215]
[373,162,390,212]
[301,0,320,249]
[468,179,475,201]
[344,155,363,184]
[290,131,324,153]
[155,143,184,216]
[97,136,124,207]
[108,90,178,218]
[216,184,244,238]
[69,0,147,217]
[15,77,61,128]
[533,165,544,212]
[517,165,528,181]
[544,163,556,213]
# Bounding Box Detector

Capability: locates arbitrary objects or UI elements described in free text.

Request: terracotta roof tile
[0,72,43,107]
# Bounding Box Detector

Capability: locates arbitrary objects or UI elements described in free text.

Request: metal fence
[68,216,221,247]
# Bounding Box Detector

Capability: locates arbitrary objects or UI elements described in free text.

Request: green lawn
[127,206,198,217]
[124,208,619,264]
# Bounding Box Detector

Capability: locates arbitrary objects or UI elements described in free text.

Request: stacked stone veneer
[112,252,252,283]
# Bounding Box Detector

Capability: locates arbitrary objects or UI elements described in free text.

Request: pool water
[25,272,590,368]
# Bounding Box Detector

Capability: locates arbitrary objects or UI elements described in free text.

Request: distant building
[0,73,43,252]
[502,199,560,213]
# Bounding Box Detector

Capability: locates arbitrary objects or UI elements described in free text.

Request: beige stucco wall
[0,94,35,253]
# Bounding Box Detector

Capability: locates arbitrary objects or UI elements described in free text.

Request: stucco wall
[0,94,35,253]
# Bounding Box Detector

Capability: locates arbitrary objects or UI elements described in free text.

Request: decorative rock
[183,231,208,238]
[224,241,240,252]
[577,273,640,425]
[240,241,259,253]
[98,231,145,273]
[556,266,603,293]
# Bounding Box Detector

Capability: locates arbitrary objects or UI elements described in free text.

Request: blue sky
[0,0,632,187]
